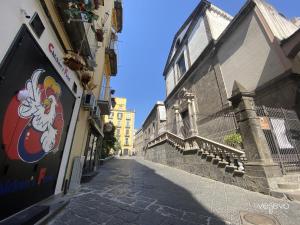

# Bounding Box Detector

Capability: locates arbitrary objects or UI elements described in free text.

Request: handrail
[187,135,245,155]
[147,131,246,172]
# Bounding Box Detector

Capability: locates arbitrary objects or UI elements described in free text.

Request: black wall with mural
[0,25,75,220]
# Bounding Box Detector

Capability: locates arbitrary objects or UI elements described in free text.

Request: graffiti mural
[0,25,75,220]
[3,70,64,163]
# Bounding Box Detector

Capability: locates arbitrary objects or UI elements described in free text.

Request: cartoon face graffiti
[2,69,64,163]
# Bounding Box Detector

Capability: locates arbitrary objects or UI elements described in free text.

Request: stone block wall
[145,141,272,194]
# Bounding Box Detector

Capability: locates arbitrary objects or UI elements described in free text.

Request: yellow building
[105,97,135,156]
[39,0,123,191]
[0,0,123,219]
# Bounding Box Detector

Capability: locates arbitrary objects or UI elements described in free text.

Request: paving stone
[131,200,153,209]
[48,158,300,225]
[162,217,198,225]
[157,206,183,218]
[117,196,136,204]
[145,203,161,212]
[137,211,167,225]
[63,215,92,225]
[182,212,210,224]
[105,217,125,225]
[84,211,111,224]
[114,210,139,223]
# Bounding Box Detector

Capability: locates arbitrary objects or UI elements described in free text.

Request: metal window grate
[256,106,300,173]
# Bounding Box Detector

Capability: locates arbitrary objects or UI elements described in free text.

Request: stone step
[284,191,300,201]
[270,189,300,202]
[281,174,300,183]
[277,183,300,189]
[166,140,245,177]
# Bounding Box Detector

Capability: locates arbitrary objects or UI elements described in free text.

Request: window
[125,138,129,145]
[109,112,114,119]
[117,113,123,120]
[117,120,122,127]
[126,113,131,120]
[177,54,186,77]
[126,120,130,128]
[116,128,120,136]
[126,129,130,136]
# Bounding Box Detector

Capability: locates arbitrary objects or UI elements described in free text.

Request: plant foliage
[224,133,243,147]
[101,122,122,158]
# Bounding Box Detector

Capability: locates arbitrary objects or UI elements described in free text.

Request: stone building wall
[255,76,299,111]
[165,56,232,139]
[145,142,270,194]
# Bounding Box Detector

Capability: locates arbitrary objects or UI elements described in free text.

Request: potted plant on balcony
[94,0,104,9]
[95,29,104,42]
[63,52,86,71]
[81,71,92,85]
[80,71,97,91]
[65,2,99,23]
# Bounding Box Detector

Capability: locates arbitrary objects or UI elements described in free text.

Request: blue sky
[111,0,300,129]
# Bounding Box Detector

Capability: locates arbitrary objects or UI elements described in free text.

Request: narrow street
[49,158,300,225]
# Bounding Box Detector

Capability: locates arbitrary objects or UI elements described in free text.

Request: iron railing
[196,111,238,144]
[256,106,300,173]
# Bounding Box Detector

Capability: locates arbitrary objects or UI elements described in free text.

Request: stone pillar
[229,81,282,193]
[173,105,181,136]
[187,96,198,136]
[191,97,198,136]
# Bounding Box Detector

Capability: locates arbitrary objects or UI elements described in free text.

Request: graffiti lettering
[38,168,47,185]
[0,176,55,196]
[48,43,71,82]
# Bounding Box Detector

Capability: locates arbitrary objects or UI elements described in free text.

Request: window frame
[177,53,186,77]
[117,112,123,120]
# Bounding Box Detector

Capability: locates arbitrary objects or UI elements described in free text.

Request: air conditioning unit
[82,93,95,110]
[92,106,101,118]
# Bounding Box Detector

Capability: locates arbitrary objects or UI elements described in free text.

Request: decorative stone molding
[175,88,198,136]
[177,88,195,113]
[208,5,233,21]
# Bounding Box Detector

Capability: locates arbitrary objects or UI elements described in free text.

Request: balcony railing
[55,0,94,58]
[104,48,117,76]
[112,0,123,33]
[97,86,112,115]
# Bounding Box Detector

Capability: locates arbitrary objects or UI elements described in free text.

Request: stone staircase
[269,174,300,201]
[145,132,248,185]
[145,131,300,200]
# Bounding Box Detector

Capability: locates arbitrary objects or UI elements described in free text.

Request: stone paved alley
[49,158,300,225]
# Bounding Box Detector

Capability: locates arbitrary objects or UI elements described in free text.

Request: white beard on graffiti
[18,69,58,153]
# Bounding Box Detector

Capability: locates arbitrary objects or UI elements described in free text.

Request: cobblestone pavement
[49,157,300,225]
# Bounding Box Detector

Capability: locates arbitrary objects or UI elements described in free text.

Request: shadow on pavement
[80,158,229,225]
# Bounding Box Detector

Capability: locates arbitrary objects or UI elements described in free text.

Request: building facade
[0,0,123,221]
[105,97,135,156]
[64,0,122,191]
[142,102,167,146]
[133,128,144,156]
[144,0,300,194]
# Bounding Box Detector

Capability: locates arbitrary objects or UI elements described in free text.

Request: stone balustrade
[147,131,246,177]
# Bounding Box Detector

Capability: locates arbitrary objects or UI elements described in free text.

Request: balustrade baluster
[145,132,246,177]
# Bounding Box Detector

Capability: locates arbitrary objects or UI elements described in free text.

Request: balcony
[89,116,104,137]
[97,86,113,115]
[104,48,117,76]
[112,0,123,33]
[55,0,94,58]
